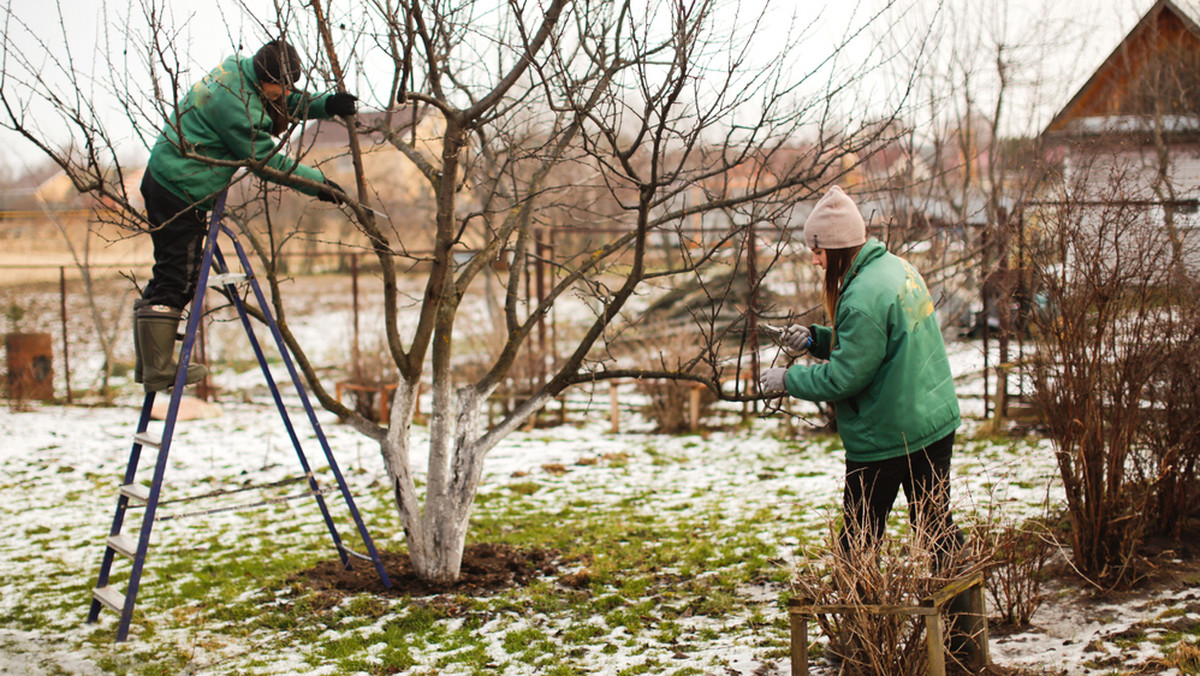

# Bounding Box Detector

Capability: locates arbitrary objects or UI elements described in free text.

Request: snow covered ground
[0,277,1196,674]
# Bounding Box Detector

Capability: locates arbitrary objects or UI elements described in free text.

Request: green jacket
[784,238,960,462]
[146,55,337,209]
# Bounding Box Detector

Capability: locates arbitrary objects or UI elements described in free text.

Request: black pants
[839,432,963,567]
[139,172,209,310]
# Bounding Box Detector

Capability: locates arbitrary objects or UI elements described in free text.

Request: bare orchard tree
[0,0,913,583]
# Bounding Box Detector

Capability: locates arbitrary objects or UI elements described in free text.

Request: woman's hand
[781,324,812,354]
[758,367,789,397]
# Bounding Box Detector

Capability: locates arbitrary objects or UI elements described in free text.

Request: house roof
[1044,0,1200,136]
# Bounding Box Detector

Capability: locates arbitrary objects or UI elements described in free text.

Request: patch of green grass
[501,625,548,653]
[508,480,542,495]
[434,643,491,670]
[617,658,663,675]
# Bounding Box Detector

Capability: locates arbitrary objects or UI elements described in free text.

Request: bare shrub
[635,380,715,433]
[979,518,1054,626]
[1143,307,1200,539]
[344,333,399,424]
[792,507,988,675]
[1025,170,1192,586]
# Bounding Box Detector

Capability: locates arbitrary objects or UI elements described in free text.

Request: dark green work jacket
[784,238,961,461]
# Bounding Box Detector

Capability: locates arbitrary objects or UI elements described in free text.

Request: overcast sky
[0,0,1152,178]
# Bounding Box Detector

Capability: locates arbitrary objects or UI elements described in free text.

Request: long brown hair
[822,245,863,329]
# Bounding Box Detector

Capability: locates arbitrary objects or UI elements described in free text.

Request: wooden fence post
[610,381,620,433]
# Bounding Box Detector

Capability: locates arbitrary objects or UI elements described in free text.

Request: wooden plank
[92,586,124,613]
[106,534,139,559]
[925,613,945,676]
[119,483,150,504]
[610,382,619,434]
[788,602,937,617]
[790,612,808,676]
[973,583,991,667]
[922,571,984,609]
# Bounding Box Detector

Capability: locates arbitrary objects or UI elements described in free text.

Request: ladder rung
[207,273,247,287]
[120,484,150,504]
[93,586,125,613]
[133,431,161,448]
[107,534,140,559]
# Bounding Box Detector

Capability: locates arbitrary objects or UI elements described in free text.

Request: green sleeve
[213,96,326,195]
[809,324,833,360]
[784,308,886,402]
[286,91,336,121]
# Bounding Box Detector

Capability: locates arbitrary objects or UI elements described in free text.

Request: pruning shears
[761,323,788,345]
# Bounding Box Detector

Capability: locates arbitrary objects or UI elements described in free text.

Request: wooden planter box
[787,571,990,676]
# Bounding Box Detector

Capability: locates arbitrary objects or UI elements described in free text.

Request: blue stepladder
[87,191,392,642]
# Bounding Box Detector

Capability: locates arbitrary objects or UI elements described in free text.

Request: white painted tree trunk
[378,377,551,583]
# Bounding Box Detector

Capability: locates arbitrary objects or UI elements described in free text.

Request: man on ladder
[90,39,388,642]
[134,38,358,391]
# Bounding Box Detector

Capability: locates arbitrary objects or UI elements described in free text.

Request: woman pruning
[759,186,963,566]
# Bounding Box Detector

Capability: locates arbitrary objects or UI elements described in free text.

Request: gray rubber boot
[136,304,209,393]
[132,298,149,384]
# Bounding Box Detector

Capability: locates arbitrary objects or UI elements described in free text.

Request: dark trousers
[139,172,208,310]
[839,432,963,567]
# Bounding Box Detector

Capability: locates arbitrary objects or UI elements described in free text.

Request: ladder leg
[89,391,158,625]
[212,244,351,568]
[218,229,391,588]
[92,193,229,642]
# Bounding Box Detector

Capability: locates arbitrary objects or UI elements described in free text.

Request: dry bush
[635,380,716,433]
[792,508,989,675]
[344,332,400,423]
[1143,313,1200,538]
[978,518,1054,627]
[1025,177,1196,586]
[1164,641,1200,672]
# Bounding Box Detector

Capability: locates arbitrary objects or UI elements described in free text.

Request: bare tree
[874,0,1083,424]
[1,0,913,583]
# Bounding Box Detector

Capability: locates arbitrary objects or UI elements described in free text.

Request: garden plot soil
[295,543,562,598]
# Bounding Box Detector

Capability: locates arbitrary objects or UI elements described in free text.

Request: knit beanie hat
[803,185,867,250]
[253,40,303,85]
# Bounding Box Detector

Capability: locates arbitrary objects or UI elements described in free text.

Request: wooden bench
[787,571,989,675]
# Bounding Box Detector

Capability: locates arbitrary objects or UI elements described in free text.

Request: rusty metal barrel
[5,332,54,400]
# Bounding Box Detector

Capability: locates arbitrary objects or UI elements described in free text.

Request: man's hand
[759,367,789,398]
[325,92,358,117]
[781,324,812,354]
[317,177,347,204]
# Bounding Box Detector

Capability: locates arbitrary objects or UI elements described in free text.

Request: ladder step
[93,586,125,613]
[106,534,140,559]
[133,431,162,448]
[120,483,150,504]
[207,272,247,287]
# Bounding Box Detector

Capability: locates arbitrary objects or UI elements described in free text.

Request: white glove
[781,324,812,354]
[759,367,789,398]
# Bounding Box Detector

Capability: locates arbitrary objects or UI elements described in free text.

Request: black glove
[324,92,358,117]
[317,177,347,204]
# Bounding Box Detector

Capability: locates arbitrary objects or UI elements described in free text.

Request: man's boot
[132,298,149,384]
[136,304,208,392]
